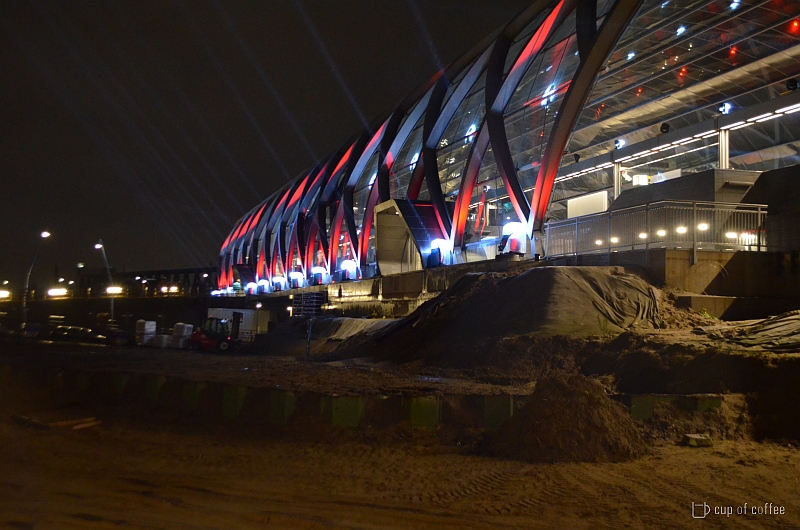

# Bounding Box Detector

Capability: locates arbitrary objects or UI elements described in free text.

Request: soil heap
[368,266,660,365]
[484,374,646,463]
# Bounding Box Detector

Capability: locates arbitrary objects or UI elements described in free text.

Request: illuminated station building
[218,0,800,294]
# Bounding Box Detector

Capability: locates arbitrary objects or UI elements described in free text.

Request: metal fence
[544,201,768,259]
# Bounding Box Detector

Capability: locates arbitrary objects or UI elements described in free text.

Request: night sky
[0,0,532,290]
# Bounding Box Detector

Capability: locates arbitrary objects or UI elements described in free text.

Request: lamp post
[22,231,51,333]
[95,239,115,322]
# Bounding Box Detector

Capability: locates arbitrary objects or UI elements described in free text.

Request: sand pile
[369,266,660,365]
[484,374,646,463]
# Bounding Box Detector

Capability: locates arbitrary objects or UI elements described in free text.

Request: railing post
[574,217,579,257]
[645,203,650,260]
[607,210,612,263]
[692,202,697,265]
[757,206,762,252]
[544,223,550,259]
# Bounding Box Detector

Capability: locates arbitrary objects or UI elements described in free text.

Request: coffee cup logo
[692,502,711,519]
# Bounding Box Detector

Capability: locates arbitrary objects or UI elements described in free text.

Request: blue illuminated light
[719,102,733,114]
[730,1,739,9]
[465,124,477,143]
[541,83,557,107]
[614,139,626,149]
[409,152,419,171]
[627,51,636,61]
[676,26,686,36]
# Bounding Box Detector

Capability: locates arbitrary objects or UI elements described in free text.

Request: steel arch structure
[219,0,800,292]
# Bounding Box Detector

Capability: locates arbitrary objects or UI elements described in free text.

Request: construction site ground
[3,267,800,528]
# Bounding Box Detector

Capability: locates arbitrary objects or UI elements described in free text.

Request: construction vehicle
[190,312,242,352]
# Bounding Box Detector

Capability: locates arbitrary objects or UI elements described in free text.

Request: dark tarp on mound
[703,309,800,352]
[388,266,659,338]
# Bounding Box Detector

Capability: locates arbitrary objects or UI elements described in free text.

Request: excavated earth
[3,265,800,527]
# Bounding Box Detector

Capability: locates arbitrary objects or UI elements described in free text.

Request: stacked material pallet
[135,320,156,346]
[172,322,194,349]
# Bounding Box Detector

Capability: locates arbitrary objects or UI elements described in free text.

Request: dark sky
[0,0,532,290]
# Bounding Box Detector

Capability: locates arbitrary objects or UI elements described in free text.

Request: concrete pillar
[718,129,730,169]
[613,162,622,199]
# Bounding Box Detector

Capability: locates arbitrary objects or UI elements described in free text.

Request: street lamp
[22,231,51,332]
[95,239,115,322]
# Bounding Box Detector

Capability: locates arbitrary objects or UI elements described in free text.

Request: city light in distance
[676,226,688,234]
[106,286,123,295]
[698,223,709,231]
[47,288,68,297]
[639,233,647,239]
[0,290,10,299]
[726,232,739,239]
[657,229,667,237]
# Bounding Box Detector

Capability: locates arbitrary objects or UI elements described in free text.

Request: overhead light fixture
[610,237,619,244]
[676,26,686,36]
[627,52,636,60]
[698,223,709,231]
[719,102,732,114]
[595,240,603,246]
[676,226,688,234]
[657,229,667,237]
[614,139,626,149]
[638,233,648,240]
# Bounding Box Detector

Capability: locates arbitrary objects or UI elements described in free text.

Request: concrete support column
[718,129,730,169]
[613,162,622,199]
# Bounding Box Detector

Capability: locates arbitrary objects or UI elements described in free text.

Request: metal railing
[544,200,768,260]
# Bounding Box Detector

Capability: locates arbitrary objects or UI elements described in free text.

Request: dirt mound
[640,395,752,444]
[363,266,660,366]
[483,374,646,463]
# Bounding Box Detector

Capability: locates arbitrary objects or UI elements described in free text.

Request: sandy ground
[2,410,800,530]
[0,340,529,395]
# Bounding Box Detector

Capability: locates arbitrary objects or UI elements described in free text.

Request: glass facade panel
[389,121,424,199]
[435,72,488,198]
[352,152,380,229]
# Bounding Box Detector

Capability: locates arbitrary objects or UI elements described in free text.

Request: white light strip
[775,103,800,114]
[755,114,779,123]
[746,113,774,122]
[693,130,715,138]
[730,122,753,130]
[627,142,718,170]
[720,121,745,130]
